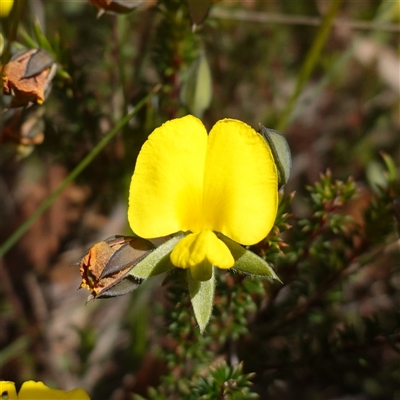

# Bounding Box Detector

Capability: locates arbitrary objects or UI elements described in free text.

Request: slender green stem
[0,84,161,258]
[17,24,39,48]
[0,336,30,368]
[276,0,344,132]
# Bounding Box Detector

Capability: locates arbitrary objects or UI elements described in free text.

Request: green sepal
[259,124,292,189]
[187,267,215,334]
[127,232,187,280]
[217,234,281,282]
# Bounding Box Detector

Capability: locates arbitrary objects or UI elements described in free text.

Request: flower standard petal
[128,115,208,238]
[202,119,278,245]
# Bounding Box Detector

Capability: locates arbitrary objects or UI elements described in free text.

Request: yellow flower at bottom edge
[128,115,278,281]
[0,0,14,17]
[0,381,90,400]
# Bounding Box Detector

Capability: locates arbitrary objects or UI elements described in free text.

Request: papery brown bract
[78,236,155,299]
[1,49,56,107]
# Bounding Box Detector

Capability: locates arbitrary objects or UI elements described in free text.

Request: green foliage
[1,1,399,399]
[133,275,261,399]
[239,162,400,399]
[188,362,258,400]
[132,160,399,399]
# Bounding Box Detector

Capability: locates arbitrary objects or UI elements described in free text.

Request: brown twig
[210,8,400,33]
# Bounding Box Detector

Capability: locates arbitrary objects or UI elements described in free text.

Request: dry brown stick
[210,8,400,33]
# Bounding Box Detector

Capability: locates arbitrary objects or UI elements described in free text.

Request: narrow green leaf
[180,52,212,118]
[259,124,292,188]
[366,160,387,192]
[218,234,281,281]
[128,232,187,280]
[32,19,55,57]
[188,267,215,334]
[380,151,397,183]
[18,25,42,50]
[188,0,212,27]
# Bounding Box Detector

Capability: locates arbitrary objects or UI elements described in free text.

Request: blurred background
[1,0,399,399]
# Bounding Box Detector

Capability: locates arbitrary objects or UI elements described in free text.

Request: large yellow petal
[128,115,208,237]
[18,381,90,400]
[202,119,278,244]
[1,382,18,399]
[170,231,234,280]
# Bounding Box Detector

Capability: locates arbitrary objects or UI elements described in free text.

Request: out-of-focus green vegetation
[1,0,399,399]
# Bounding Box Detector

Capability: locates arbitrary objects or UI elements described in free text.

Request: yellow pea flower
[0,0,14,17]
[128,115,278,281]
[0,381,90,400]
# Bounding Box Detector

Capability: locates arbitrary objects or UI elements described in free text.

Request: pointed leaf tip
[188,268,215,333]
